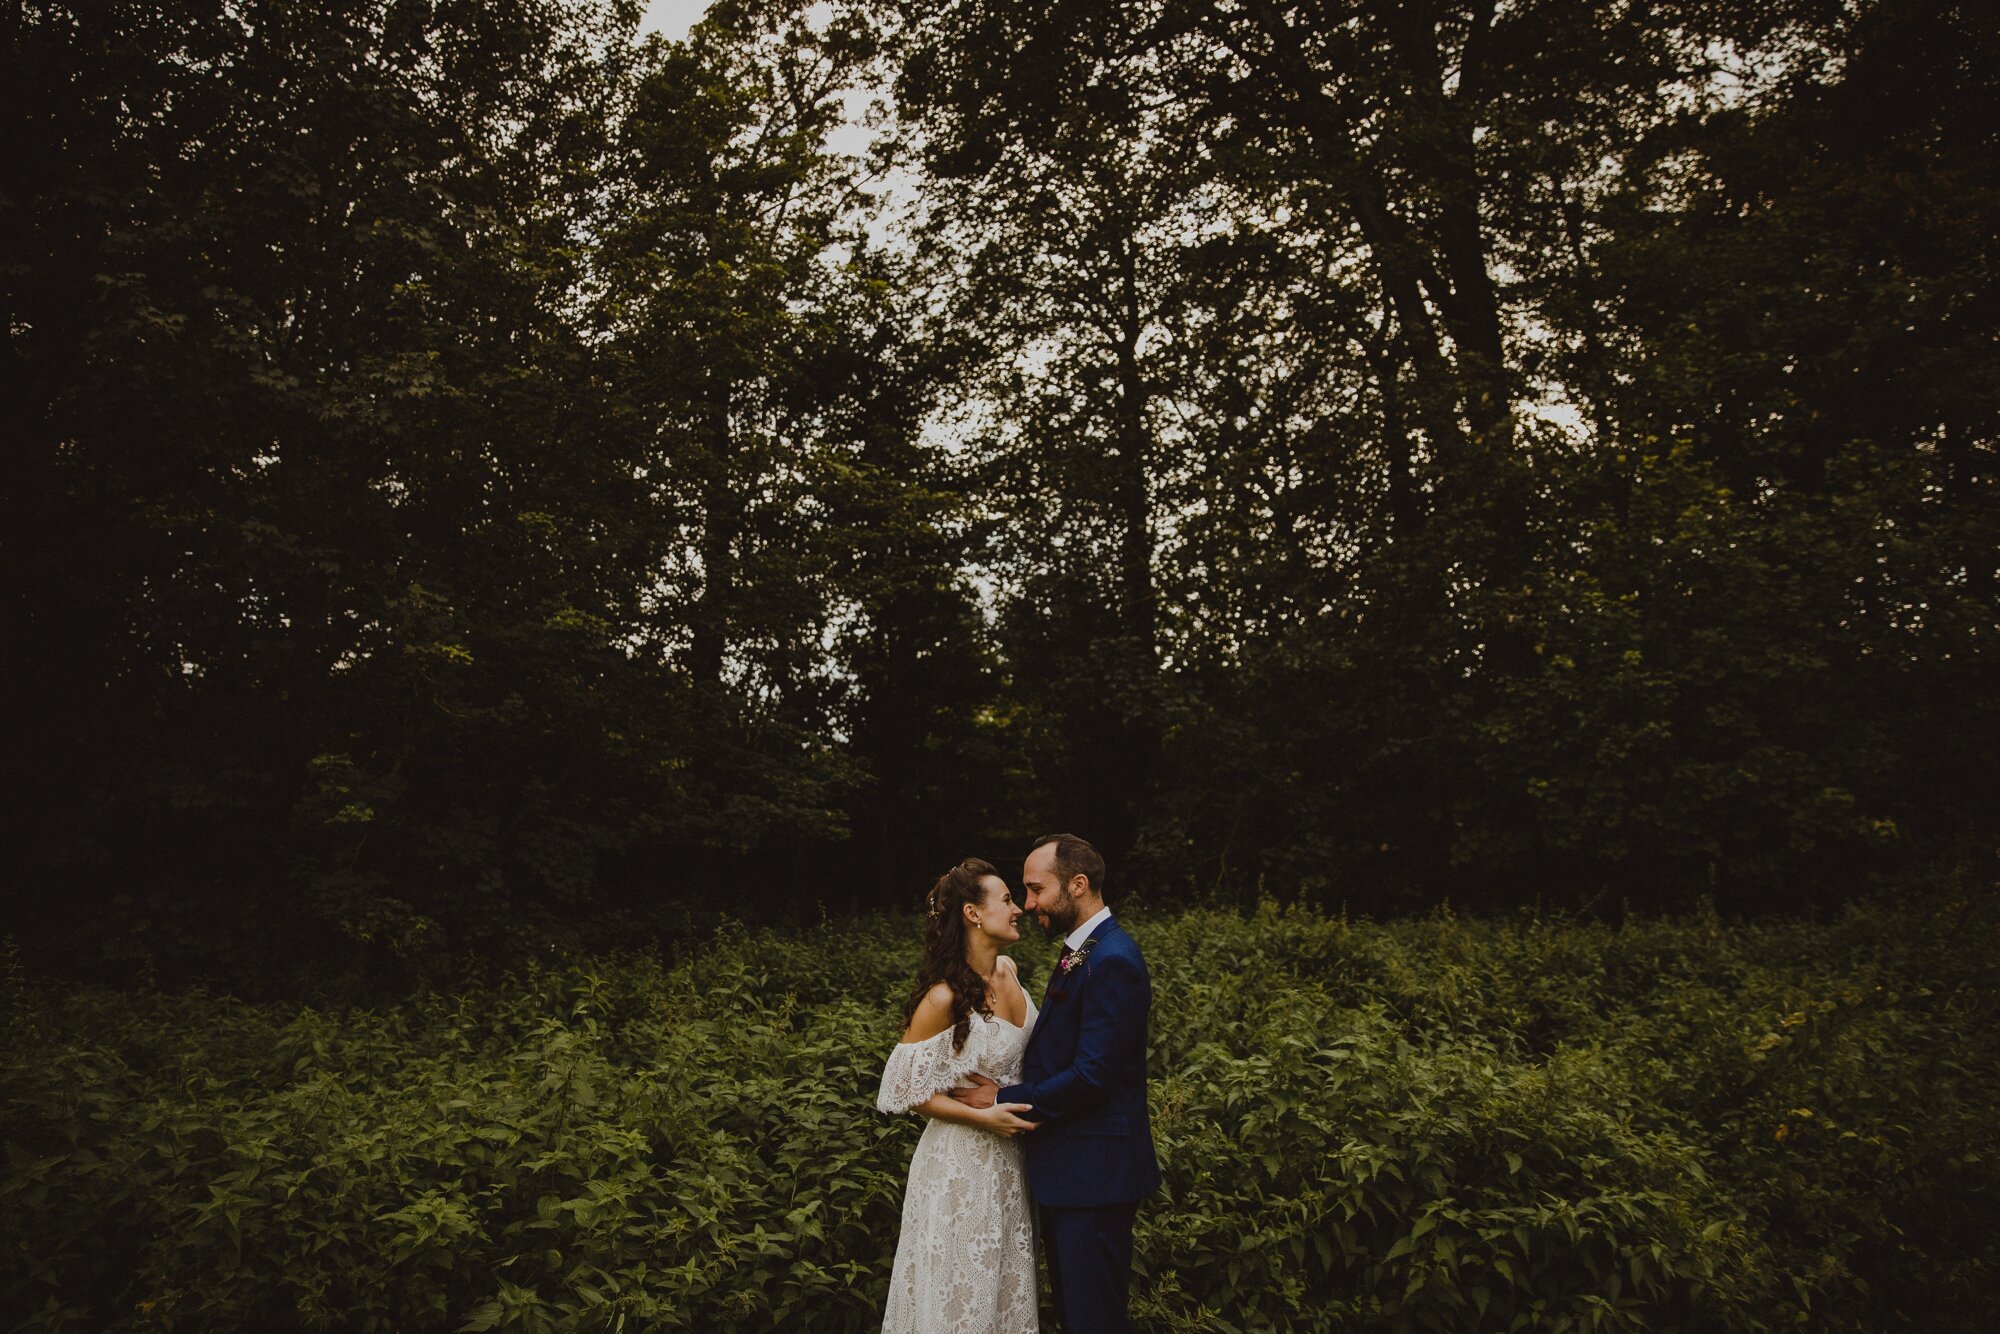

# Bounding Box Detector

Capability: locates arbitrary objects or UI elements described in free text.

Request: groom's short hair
[1031,832,1105,898]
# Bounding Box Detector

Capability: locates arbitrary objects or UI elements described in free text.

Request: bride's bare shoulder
[899,981,956,1044]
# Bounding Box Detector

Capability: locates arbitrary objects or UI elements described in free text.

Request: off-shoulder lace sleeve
[875,1028,979,1114]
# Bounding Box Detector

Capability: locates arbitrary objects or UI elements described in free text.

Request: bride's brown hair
[902,858,1004,1054]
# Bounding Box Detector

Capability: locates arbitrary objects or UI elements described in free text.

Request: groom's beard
[1038,900,1078,941]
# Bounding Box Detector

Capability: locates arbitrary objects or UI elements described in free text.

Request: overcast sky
[640,1,710,42]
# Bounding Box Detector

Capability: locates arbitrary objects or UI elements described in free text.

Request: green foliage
[6,899,1996,1331]
[890,0,2000,916]
[8,0,1996,992]
[7,0,1004,982]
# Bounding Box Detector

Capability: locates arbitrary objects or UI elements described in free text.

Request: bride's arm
[898,981,957,1044]
[911,1090,1038,1136]
[880,984,1037,1135]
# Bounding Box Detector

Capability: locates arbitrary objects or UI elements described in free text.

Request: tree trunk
[688,373,735,694]
[1113,230,1156,663]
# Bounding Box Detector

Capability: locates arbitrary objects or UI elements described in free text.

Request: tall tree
[595,2,1018,898]
[890,0,1998,911]
[903,69,1234,865]
[6,0,674,982]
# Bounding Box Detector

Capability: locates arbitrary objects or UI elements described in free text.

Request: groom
[951,832,1161,1332]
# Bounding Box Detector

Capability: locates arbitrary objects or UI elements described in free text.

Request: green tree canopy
[7,0,1993,988]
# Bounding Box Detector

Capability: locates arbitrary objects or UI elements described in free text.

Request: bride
[875,858,1042,1333]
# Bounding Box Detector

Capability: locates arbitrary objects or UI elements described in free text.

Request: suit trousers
[1040,1200,1138,1333]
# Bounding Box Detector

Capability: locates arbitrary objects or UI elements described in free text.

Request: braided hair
[901,857,1004,1054]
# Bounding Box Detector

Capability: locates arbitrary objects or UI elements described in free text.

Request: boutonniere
[1057,938,1097,976]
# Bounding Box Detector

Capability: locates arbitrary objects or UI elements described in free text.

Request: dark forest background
[8,0,1996,995]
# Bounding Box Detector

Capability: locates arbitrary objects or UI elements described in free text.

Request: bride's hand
[980,1102,1038,1137]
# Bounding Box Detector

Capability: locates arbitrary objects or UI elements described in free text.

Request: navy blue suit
[1000,915,1160,1331]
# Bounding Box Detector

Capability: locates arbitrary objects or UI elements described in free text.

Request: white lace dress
[875,995,1040,1333]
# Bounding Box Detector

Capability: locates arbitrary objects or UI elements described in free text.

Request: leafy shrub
[4,897,1996,1331]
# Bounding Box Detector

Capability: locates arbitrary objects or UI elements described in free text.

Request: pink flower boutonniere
[1057,938,1096,975]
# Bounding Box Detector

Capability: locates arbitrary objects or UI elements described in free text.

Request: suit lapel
[1030,917,1119,1054]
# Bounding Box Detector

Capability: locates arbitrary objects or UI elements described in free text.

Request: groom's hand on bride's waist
[948,1073,999,1109]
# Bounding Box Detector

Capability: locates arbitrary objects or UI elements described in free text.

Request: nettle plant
[4,897,1996,1332]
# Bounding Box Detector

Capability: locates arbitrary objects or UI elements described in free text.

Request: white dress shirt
[1064,904,1113,952]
